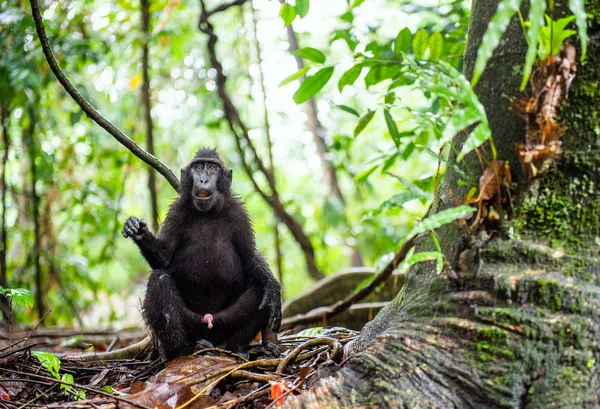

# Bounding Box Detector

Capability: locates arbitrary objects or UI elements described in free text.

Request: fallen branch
[280,235,416,329]
[29,0,179,192]
[64,336,152,361]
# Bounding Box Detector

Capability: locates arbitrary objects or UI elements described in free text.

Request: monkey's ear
[228,169,233,179]
[180,166,188,183]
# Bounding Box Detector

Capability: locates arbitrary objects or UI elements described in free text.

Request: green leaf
[441,108,481,145]
[428,32,444,61]
[32,351,61,379]
[394,28,412,56]
[412,29,429,59]
[457,121,492,161]
[381,152,398,172]
[337,104,360,117]
[297,327,324,337]
[294,47,326,64]
[294,0,310,18]
[278,66,311,87]
[338,64,363,91]
[406,205,476,238]
[383,109,401,147]
[354,109,376,137]
[61,373,74,392]
[293,66,334,104]
[471,0,524,86]
[355,164,379,183]
[568,0,588,61]
[403,251,445,274]
[6,288,33,308]
[279,3,297,26]
[350,0,366,9]
[101,385,115,393]
[520,0,546,91]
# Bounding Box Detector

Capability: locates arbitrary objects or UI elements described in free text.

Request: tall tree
[285,1,600,406]
[0,104,10,321]
[141,0,159,233]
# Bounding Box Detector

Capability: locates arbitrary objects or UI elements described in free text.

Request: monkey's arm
[231,211,282,332]
[122,216,175,269]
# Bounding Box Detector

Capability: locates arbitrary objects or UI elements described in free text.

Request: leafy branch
[28,0,180,192]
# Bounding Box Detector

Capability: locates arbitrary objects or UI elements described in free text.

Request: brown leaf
[468,160,510,203]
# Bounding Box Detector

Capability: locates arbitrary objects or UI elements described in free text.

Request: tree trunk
[0,105,10,321]
[250,0,284,292]
[285,1,600,407]
[25,109,45,323]
[141,0,159,233]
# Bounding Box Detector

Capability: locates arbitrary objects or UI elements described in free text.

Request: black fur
[123,148,282,360]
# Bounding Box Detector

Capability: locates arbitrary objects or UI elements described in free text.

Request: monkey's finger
[131,218,140,229]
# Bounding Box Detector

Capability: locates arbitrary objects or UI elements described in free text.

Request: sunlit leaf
[363,190,430,221]
[471,0,523,87]
[457,121,492,161]
[60,373,74,392]
[294,47,326,64]
[355,164,379,183]
[384,109,401,147]
[407,205,476,238]
[6,288,33,308]
[381,152,398,172]
[294,0,310,18]
[428,32,444,61]
[129,74,142,90]
[354,109,376,137]
[412,29,429,59]
[278,66,310,87]
[394,28,412,56]
[337,104,359,117]
[568,0,588,61]
[350,0,366,9]
[279,3,296,26]
[520,0,546,91]
[32,351,61,379]
[540,15,577,56]
[338,64,363,91]
[293,66,334,104]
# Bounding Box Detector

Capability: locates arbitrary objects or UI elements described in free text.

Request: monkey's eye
[195,165,203,171]
[209,166,215,172]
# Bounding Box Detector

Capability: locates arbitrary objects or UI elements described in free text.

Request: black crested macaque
[122,148,281,360]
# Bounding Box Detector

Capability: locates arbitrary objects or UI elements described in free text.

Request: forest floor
[0,326,355,408]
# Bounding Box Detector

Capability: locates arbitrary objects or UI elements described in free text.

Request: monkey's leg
[143,270,194,360]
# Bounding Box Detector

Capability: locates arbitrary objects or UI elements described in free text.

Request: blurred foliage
[1,0,473,327]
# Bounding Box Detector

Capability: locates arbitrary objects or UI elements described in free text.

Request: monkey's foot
[247,342,280,360]
[194,339,215,350]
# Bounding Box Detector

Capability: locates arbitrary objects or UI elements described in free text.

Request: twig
[205,0,248,17]
[0,368,150,409]
[28,0,179,192]
[276,337,341,375]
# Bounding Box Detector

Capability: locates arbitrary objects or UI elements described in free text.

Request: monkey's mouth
[195,190,212,199]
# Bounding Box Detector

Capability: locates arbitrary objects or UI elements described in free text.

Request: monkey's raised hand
[122,216,149,241]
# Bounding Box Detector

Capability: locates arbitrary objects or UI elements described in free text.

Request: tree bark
[285,1,600,407]
[141,0,159,233]
[25,109,45,323]
[0,105,10,321]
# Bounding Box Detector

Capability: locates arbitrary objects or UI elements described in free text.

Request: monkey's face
[189,159,223,212]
